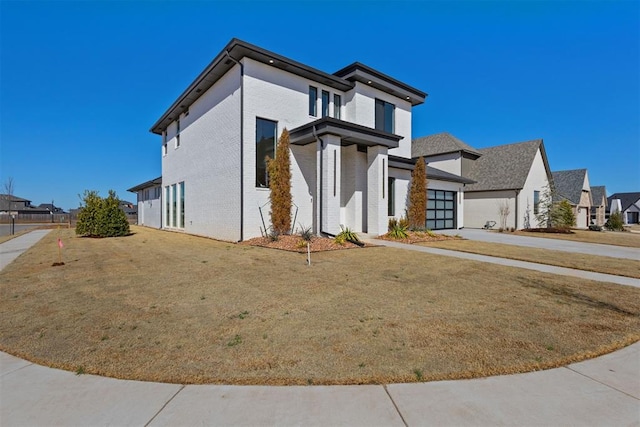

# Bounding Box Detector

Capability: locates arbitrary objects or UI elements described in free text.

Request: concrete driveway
[451,228,640,261]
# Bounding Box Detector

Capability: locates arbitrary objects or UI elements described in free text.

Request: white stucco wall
[345,81,413,158]
[518,149,550,229]
[162,63,242,241]
[423,153,462,175]
[136,186,162,229]
[465,190,517,229]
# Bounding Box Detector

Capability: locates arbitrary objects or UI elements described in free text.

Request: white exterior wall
[341,145,368,232]
[518,149,550,229]
[423,153,462,175]
[345,82,413,158]
[465,190,517,229]
[136,186,162,229]
[389,168,411,221]
[162,64,242,241]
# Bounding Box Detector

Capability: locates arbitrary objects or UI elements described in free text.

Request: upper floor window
[309,86,317,116]
[256,118,277,187]
[333,94,341,119]
[162,131,167,156]
[176,119,181,148]
[375,99,395,133]
[533,190,540,215]
[321,90,330,118]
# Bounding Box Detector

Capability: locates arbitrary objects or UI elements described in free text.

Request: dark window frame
[309,86,317,116]
[321,90,330,118]
[333,94,341,119]
[255,117,278,188]
[375,98,395,133]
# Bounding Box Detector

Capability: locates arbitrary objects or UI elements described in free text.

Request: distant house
[128,177,162,228]
[0,194,33,213]
[37,203,67,214]
[551,169,592,228]
[463,139,552,229]
[119,200,138,222]
[607,192,640,225]
[590,185,607,226]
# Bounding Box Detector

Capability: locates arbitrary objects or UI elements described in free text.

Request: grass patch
[419,240,640,279]
[0,226,638,385]
[515,229,640,248]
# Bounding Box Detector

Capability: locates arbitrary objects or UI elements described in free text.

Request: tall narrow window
[162,131,167,156]
[534,190,540,215]
[322,90,330,118]
[171,184,177,227]
[164,186,170,227]
[388,177,395,216]
[309,86,317,116]
[333,94,341,119]
[256,118,277,187]
[375,99,395,133]
[179,182,185,228]
[176,119,181,148]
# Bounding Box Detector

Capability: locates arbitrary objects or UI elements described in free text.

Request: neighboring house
[589,185,607,226]
[0,194,34,213]
[120,200,138,222]
[411,132,480,229]
[128,177,162,228]
[551,169,592,228]
[37,203,67,214]
[607,192,640,224]
[149,38,426,241]
[463,139,552,229]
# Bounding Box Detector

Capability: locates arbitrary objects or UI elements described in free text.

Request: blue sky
[1,0,638,210]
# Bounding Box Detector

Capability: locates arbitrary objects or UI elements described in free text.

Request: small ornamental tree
[535,184,555,228]
[76,190,130,237]
[266,128,292,235]
[606,211,625,231]
[554,199,576,230]
[407,156,427,229]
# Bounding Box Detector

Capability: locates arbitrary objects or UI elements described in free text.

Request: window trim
[533,190,540,215]
[375,98,395,133]
[255,117,278,188]
[333,94,341,119]
[309,86,318,116]
[321,90,330,118]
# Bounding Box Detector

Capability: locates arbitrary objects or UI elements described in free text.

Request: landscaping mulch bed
[242,234,363,252]
[377,231,462,244]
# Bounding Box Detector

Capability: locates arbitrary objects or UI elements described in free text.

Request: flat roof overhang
[289,117,402,149]
[150,39,354,135]
[127,176,162,192]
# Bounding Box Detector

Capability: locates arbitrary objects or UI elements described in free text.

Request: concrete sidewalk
[1,343,638,426]
[0,229,52,270]
[452,228,640,261]
[364,237,640,288]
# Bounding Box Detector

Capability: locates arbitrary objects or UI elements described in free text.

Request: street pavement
[0,230,639,426]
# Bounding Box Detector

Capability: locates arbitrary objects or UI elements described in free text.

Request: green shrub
[606,211,625,231]
[335,225,360,244]
[298,223,313,242]
[553,199,576,230]
[76,190,130,238]
[388,219,409,239]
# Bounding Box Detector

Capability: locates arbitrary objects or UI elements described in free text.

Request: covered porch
[290,117,401,236]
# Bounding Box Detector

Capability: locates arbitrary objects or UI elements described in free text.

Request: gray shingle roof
[607,192,640,212]
[412,132,482,158]
[465,139,547,192]
[590,186,607,208]
[551,169,588,205]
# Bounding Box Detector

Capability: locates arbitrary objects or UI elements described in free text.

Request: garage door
[426,190,456,230]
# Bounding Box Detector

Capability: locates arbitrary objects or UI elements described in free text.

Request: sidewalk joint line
[383,384,408,427]
[0,361,35,378]
[144,384,185,427]
[564,366,639,401]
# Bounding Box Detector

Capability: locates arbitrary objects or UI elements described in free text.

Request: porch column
[367,145,388,236]
[321,134,341,235]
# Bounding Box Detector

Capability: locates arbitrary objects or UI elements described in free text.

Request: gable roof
[151,38,427,135]
[465,139,548,192]
[551,169,589,205]
[607,192,640,212]
[412,132,481,158]
[590,186,607,208]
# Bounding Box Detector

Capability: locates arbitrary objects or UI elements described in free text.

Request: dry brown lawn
[1,226,639,385]
[515,229,640,248]
[420,240,640,279]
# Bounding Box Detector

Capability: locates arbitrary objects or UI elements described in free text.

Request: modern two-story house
[148,38,428,241]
